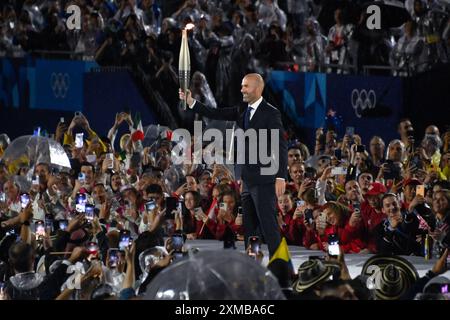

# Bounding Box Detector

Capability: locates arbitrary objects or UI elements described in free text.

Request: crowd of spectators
[0,108,449,300]
[1,1,450,84]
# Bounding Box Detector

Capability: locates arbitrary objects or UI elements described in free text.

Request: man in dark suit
[179,73,287,257]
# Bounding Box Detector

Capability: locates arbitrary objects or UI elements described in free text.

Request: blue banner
[33,59,97,111]
[268,71,404,147]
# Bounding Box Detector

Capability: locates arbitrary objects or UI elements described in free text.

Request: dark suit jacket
[192,99,287,186]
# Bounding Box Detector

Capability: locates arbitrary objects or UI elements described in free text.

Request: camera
[0,192,6,203]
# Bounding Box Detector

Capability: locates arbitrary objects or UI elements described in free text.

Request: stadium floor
[185,240,449,278]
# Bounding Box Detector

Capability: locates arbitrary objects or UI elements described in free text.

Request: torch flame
[185,23,195,30]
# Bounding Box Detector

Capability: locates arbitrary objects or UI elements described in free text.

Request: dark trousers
[242,181,281,257]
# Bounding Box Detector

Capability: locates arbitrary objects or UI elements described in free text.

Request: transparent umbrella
[142,124,170,148]
[1,135,71,174]
[163,165,186,194]
[144,250,285,300]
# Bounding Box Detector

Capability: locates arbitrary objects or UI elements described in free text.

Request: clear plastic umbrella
[163,165,186,194]
[142,124,170,148]
[1,135,71,174]
[144,250,285,300]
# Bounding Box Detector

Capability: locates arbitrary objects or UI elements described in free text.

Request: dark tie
[244,106,253,129]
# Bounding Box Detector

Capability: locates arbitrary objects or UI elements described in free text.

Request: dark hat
[293,259,334,293]
[361,255,419,300]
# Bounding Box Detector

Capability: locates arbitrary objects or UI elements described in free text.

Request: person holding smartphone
[175,191,215,240]
[276,192,298,245]
[322,201,367,254]
[214,191,243,241]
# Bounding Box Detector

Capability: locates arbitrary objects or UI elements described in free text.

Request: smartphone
[85,204,95,222]
[416,185,425,197]
[108,248,120,268]
[20,193,30,209]
[328,234,340,257]
[35,220,45,238]
[119,230,131,251]
[248,236,260,258]
[237,206,243,215]
[345,126,355,137]
[106,153,114,169]
[353,202,361,211]
[45,214,54,233]
[60,117,65,123]
[304,167,316,180]
[75,192,87,213]
[165,196,177,214]
[171,233,184,253]
[356,145,365,153]
[304,209,314,225]
[334,149,342,160]
[177,200,184,213]
[296,200,305,208]
[74,111,82,117]
[78,172,86,183]
[0,192,6,203]
[32,175,40,186]
[58,219,68,231]
[331,167,347,176]
[219,202,227,211]
[194,207,203,220]
[86,154,97,164]
[145,200,156,212]
[75,133,84,148]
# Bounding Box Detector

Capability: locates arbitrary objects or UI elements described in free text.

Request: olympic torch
[179,23,194,110]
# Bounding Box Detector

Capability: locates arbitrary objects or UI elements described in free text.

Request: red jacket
[302,228,327,250]
[277,208,295,243]
[287,216,306,246]
[215,221,244,240]
[324,215,366,253]
[361,200,386,253]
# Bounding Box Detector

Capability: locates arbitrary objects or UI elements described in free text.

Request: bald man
[179,73,287,257]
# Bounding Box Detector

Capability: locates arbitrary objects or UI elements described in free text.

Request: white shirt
[248,96,263,121]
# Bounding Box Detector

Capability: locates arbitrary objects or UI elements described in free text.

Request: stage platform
[185,240,450,279]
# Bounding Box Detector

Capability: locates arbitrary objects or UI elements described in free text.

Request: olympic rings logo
[351,89,376,118]
[51,72,70,99]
